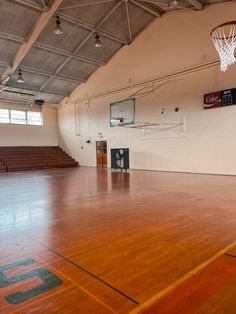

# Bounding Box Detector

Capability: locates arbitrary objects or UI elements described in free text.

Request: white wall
[58,2,236,175]
[0,106,58,146]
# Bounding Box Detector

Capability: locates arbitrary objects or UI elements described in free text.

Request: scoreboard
[204,88,236,110]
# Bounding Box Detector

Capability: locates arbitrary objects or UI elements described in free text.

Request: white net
[211,23,236,72]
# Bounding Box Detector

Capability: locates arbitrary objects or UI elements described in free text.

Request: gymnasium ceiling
[0,0,232,105]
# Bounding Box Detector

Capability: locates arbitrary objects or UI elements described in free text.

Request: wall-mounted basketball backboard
[110,98,135,127]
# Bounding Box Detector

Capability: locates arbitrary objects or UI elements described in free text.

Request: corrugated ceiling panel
[58,0,116,26]
[43,78,79,94]
[0,0,40,38]
[58,58,99,81]
[36,19,91,53]
[77,35,123,63]
[21,47,68,74]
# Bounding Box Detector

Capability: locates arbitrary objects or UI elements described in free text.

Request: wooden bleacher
[0,146,78,172]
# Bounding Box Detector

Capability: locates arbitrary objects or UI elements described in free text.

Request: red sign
[204,91,221,109]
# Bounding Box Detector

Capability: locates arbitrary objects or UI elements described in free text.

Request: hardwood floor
[0,168,236,313]
[140,252,236,314]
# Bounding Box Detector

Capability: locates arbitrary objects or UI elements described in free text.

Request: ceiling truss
[185,0,202,10]
[1,0,64,83]
[0,0,226,105]
[11,0,129,44]
[0,61,83,83]
[0,32,104,66]
[125,0,132,42]
[59,12,128,45]
[10,0,48,11]
[131,0,160,16]
[38,0,125,92]
[58,0,117,11]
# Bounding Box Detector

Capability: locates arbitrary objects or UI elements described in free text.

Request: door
[96,141,107,167]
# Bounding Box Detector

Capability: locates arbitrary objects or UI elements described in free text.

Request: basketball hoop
[111,117,124,124]
[211,21,236,72]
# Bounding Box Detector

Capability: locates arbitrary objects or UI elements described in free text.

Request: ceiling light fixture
[168,0,179,7]
[54,15,63,35]
[94,34,102,48]
[17,69,24,83]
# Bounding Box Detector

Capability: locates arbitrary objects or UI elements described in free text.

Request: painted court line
[8,242,117,314]
[9,285,73,314]
[30,237,139,305]
[224,252,236,260]
[129,239,236,314]
[38,256,118,314]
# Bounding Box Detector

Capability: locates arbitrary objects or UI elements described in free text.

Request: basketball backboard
[110,98,135,127]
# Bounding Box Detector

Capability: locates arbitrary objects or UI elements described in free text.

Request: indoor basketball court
[1,0,236,313]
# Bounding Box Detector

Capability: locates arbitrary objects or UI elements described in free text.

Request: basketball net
[211,22,236,72]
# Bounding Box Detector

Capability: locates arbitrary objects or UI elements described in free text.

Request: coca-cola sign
[204,88,236,109]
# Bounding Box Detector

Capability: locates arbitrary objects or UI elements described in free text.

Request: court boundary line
[132,168,236,177]
[224,252,236,259]
[37,255,118,314]
[31,238,139,305]
[8,285,74,314]
[5,242,117,314]
[129,240,236,314]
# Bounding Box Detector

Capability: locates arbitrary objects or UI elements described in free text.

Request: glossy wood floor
[0,167,236,313]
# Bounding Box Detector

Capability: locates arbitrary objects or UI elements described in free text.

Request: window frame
[0,108,10,124]
[0,109,43,126]
[26,111,43,126]
[10,109,27,125]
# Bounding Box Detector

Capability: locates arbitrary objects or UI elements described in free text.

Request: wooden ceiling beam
[1,0,63,84]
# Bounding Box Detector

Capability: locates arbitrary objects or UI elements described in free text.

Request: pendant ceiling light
[94,34,102,48]
[54,15,63,35]
[16,69,24,83]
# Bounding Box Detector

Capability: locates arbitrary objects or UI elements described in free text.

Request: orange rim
[210,21,236,39]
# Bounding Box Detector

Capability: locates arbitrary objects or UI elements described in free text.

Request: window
[0,109,10,124]
[10,110,27,125]
[0,109,42,126]
[27,111,42,125]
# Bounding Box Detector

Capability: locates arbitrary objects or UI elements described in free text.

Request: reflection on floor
[0,167,236,313]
